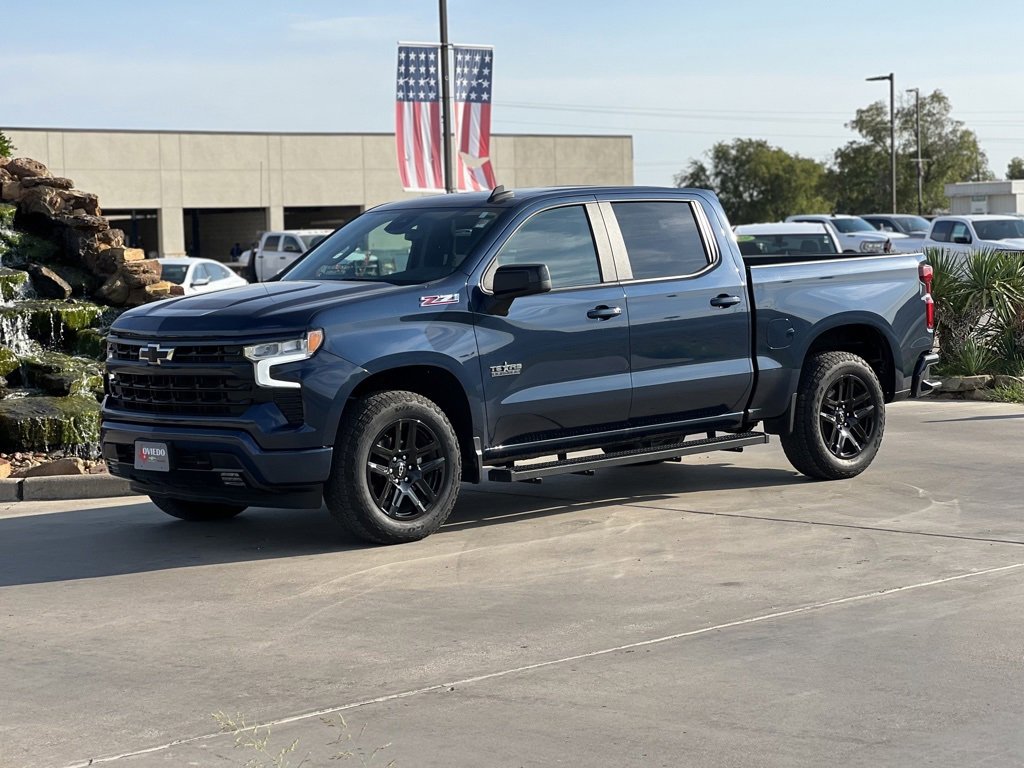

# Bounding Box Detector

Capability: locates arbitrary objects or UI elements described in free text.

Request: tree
[0,131,13,159]
[675,139,832,224]
[829,90,991,214]
[1008,157,1024,180]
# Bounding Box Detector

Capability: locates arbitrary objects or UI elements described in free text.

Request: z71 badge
[420,293,460,307]
[490,362,522,377]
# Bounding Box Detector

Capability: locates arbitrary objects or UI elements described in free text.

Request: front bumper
[102,420,331,509]
[912,351,941,397]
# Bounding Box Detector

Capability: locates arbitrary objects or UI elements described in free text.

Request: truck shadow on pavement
[0,462,802,588]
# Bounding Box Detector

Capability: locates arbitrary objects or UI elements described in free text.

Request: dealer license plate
[134,441,170,472]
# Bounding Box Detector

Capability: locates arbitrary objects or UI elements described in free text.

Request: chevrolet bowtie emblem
[138,344,175,365]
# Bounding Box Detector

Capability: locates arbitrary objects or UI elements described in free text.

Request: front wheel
[780,351,885,480]
[150,496,247,521]
[324,391,462,544]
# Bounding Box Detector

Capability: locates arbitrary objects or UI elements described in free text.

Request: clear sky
[3,0,1023,185]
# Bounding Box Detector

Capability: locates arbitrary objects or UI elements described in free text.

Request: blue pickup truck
[101,187,938,543]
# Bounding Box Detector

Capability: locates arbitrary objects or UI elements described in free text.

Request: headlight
[245,329,323,388]
[860,240,885,253]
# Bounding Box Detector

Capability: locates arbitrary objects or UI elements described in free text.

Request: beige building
[945,180,1024,216]
[3,128,633,259]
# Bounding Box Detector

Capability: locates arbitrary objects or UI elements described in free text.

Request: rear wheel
[150,496,247,521]
[781,351,885,480]
[325,391,462,544]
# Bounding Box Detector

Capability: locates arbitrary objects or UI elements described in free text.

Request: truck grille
[106,338,256,419]
[107,371,253,417]
[104,337,305,424]
[107,341,245,364]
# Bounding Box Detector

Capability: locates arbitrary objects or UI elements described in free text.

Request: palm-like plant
[926,247,1024,376]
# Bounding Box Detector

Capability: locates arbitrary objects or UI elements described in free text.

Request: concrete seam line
[467,486,1024,548]
[61,560,1024,768]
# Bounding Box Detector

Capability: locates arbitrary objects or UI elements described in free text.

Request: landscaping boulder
[21,176,74,190]
[14,456,86,478]
[3,157,51,180]
[27,264,72,300]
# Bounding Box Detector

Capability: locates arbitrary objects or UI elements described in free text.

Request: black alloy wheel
[819,374,878,459]
[780,351,886,481]
[366,418,447,520]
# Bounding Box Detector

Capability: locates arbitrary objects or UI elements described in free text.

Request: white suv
[785,214,903,254]
[921,215,1024,258]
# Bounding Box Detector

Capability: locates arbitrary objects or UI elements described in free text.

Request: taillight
[920,263,935,331]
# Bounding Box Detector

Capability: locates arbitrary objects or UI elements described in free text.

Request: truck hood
[111,280,405,337]
[983,237,1024,250]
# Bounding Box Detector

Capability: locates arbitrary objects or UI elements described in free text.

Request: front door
[604,199,753,427]
[474,203,631,449]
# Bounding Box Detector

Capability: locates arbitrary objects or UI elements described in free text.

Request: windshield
[894,215,931,234]
[283,208,504,284]
[299,233,328,250]
[973,219,1024,241]
[159,264,188,285]
[831,218,876,234]
[736,233,838,257]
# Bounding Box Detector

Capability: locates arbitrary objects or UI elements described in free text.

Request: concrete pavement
[1,399,1022,767]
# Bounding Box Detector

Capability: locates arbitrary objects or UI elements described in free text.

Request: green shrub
[0,131,12,159]
[928,247,1024,377]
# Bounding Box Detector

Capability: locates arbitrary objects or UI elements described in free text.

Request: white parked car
[155,258,249,295]
[785,214,903,254]
[920,215,1024,257]
[251,229,332,282]
[733,222,841,259]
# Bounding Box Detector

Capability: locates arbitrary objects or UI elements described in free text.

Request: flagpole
[438,0,455,193]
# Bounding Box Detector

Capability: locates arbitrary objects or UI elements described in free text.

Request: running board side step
[487,432,769,483]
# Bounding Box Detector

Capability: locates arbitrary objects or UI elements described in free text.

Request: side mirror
[952,235,972,245]
[492,264,552,299]
[191,277,211,287]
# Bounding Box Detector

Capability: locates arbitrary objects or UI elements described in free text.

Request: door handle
[587,305,622,320]
[710,294,742,308]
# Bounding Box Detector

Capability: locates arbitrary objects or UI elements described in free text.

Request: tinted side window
[262,236,281,252]
[930,221,953,243]
[495,206,601,289]
[283,236,303,253]
[612,202,710,279]
[208,263,231,280]
[950,222,972,242]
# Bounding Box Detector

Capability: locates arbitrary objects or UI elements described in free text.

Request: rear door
[473,201,632,449]
[603,197,753,427]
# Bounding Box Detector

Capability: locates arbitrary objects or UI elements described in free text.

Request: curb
[0,474,136,502]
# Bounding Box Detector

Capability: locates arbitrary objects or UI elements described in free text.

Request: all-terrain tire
[781,351,886,480]
[324,391,462,544]
[150,496,247,521]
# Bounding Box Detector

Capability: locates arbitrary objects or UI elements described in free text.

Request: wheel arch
[345,364,481,483]
[802,321,897,402]
[765,318,897,436]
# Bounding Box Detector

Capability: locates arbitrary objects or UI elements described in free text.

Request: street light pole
[867,73,896,213]
[438,0,455,193]
[907,87,923,215]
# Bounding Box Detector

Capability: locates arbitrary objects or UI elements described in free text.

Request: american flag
[453,46,497,191]
[395,44,444,192]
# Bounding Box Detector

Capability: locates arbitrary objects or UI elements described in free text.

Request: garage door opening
[104,210,158,257]
[183,208,268,261]
[284,205,362,231]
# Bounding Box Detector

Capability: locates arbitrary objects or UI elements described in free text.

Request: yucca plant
[927,248,1024,377]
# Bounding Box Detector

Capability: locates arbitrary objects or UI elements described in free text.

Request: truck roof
[372,186,705,211]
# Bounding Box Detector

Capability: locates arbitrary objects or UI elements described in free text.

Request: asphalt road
[2,399,1023,768]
